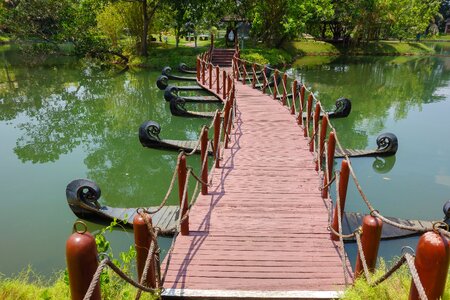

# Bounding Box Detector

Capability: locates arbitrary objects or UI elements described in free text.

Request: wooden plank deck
[161,79,353,299]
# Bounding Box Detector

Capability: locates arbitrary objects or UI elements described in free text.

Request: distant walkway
[161,78,352,298]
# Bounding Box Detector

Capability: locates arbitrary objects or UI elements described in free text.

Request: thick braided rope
[355,231,371,281]
[405,253,428,300]
[83,259,108,300]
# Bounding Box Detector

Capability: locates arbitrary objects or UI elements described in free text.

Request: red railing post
[310,103,320,153]
[290,80,297,115]
[201,126,209,195]
[223,99,231,149]
[409,231,450,300]
[222,70,227,99]
[178,153,189,235]
[196,58,200,81]
[297,85,305,125]
[331,159,349,239]
[355,215,383,278]
[216,66,220,94]
[213,110,221,168]
[304,93,313,137]
[322,131,336,198]
[227,75,232,97]
[252,63,256,88]
[202,61,206,85]
[66,223,101,300]
[242,61,246,85]
[318,116,328,171]
[273,70,279,100]
[133,213,156,288]
[208,63,213,89]
[262,66,267,94]
[282,73,287,105]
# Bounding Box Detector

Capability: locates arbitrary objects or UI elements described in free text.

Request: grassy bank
[283,40,435,57]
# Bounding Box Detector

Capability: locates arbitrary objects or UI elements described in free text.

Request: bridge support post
[209,63,213,89]
[66,223,101,300]
[311,103,320,153]
[304,93,313,137]
[319,116,328,172]
[331,159,349,240]
[133,213,156,288]
[201,126,209,195]
[178,153,189,235]
[273,70,279,100]
[322,132,336,199]
[409,231,450,300]
[282,73,287,105]
[355,215,383,278]
[196,58,200,81]
[216,66,220,94]
[222,70,227,99]
[213,110,221,168]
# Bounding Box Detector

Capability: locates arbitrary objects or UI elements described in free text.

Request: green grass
[282,40,340,56]
[0,268,159,300]
[282,40,434,57]
[128,46,207,69]
[240,47,292,66]
[343,259,450,300]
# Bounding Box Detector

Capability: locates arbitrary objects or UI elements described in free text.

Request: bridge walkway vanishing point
[161,66,353,299]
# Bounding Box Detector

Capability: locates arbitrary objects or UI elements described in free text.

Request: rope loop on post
[73,221,88,234]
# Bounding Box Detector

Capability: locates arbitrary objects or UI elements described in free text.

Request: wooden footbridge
[160,50,353,299]
[65,41,450,300]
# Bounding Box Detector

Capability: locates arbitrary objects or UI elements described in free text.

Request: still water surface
[1,46,450,276]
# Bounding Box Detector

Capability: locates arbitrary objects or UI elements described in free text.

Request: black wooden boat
[162,66,197,81]
[300,97,352,119]
[66,179,178,235]
[170,96,217,118]
[178,63,197,74]
[334,133,398,158]
[66,179,450,240]
[156,75,205,91]
[164,86,221,103]
[139,120,214,154]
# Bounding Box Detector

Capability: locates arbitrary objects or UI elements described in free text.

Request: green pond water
[1,45,450,277]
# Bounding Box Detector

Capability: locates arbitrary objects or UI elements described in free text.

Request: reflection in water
[372,156,396,174]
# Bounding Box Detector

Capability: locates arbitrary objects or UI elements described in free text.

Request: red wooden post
[196,58,200,81]
[133,213,156,288]
[213,111,221,168]
[318,116,328,171]
[331,160,350,239]
[252,63,256,88]
[300,85,305,109]
[297,85,305,125]
[201,126,209,195]
[304,93,313,137]
[208,63,213,89]
[273,70,279,100]
[310,103,320,153]
[282,73,287,105]
[178,153,189,235]
[66,223,101,300]
[216,66,220,94]
[225,88,235,148]
[227,75,232,98]
[355,215,383,277]
[242,61,246,85]
[322,132,336,199]
[223,99,231,149]
[409,231,450,300]
[222,70,227,99]
[263,66,268,94]
[290,80,298,115]
[202,61,206,85]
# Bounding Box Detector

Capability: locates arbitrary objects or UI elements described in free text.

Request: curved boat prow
[162,66,197,81]
[335,132,398,158]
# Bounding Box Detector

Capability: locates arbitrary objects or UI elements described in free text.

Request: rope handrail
[232,54,450,239]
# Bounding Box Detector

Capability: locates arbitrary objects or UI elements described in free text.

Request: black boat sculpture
[162,66,197,81]
[164,86,221,103]
[178,63,197,74]
[66,179,450,240]
[300,97,352,119]
[139,120,214,154]
[66,179,178,235]
[156,75,205,91]
[170,96,217,118]
[334,132,398,158]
